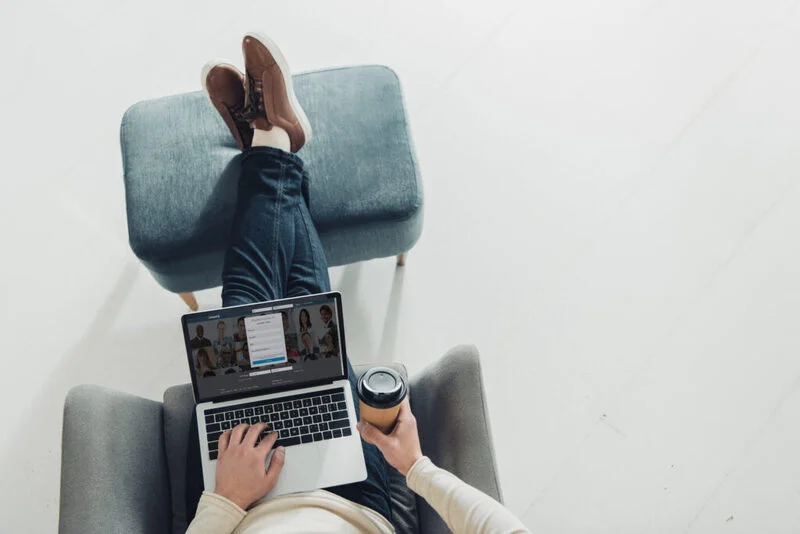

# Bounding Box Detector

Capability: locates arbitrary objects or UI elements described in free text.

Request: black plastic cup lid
[357,367,407,408]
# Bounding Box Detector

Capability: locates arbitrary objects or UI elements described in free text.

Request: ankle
[252,127,291,152]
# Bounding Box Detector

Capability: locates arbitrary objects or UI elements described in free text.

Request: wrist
[400,452,424,476]
[404,454,429,478]
[214,488,250,511]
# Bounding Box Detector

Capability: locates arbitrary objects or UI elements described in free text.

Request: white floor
[2,0,800,531]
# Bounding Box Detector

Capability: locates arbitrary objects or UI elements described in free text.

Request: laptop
[182,291,367,497]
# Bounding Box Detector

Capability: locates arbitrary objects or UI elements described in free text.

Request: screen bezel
[181,291,349,404]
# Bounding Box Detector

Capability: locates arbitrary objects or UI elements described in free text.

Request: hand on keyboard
[357,399,422,476]
[214,422,285,509]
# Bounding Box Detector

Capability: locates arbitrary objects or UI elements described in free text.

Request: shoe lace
[237,71,265,122]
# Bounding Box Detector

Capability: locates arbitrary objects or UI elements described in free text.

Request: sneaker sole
[244,31,313,145]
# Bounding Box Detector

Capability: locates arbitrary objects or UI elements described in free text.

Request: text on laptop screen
[184,294,345,401]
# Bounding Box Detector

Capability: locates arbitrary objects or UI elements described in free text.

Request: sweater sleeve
[186,492,247,534]
[406,457,529,534]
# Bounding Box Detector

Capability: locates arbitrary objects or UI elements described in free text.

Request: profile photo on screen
[233,316,251,370]
[317,304,339,354]
[189,324,212,349]
[300,331,319,361]
[298,308,313,333]
[194,348,216,378]
[212,319,235,368]
[321,331,340,358]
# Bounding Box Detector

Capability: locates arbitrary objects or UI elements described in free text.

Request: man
[318,304,338,349]
[185,32,527,534]
[190,325,212,349]
[299,331,318,361]
[212,320,235,368]
[319,305,336,331]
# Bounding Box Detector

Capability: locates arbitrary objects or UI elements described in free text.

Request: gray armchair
[59,345,502,534]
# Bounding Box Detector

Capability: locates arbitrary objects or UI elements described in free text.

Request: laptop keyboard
[202,387,352,460]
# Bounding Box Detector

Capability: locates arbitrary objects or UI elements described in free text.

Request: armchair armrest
[410,345,502,534]
[59,385,171,534]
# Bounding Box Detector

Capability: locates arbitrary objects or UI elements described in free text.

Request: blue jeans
[185,147,392,524]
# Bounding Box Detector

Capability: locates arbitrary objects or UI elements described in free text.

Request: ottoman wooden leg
[179,292,199,311]
[396,253,407,266]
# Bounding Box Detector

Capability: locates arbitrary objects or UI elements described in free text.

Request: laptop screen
[182,292,347,402]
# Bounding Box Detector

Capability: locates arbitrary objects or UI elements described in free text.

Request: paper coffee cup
[357,367,407,434]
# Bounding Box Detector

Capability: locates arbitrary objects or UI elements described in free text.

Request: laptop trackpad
[266,444,321,497]
[266,438,365,498]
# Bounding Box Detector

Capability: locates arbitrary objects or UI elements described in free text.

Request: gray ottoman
[121,65,423,308]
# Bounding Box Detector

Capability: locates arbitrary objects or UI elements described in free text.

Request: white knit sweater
[186,456,529,533]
